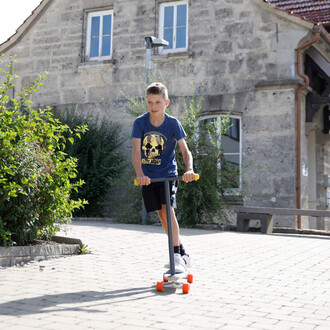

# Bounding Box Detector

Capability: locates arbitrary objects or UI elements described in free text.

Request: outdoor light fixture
[145,36,169,85]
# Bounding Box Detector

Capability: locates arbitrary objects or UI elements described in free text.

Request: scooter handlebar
[134,178,150,186]
[134,174,199,186]
[183,173,199,182]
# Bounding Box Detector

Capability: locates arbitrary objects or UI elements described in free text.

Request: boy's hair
[146,82,168,100]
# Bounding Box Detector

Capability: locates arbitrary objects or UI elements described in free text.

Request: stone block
[0,257,12,268]
[239,10,251,19]
[61,245,79,255]
[238,37,262,50]
[9,256,33,267]
[62,88,88,104]
[229,58,244,73]
[14,60,35,74]
[215,8,233,19]
[33,36,61,45]
[260,23,273,32]
[247,53,268,72]
[53,236,83,245]
[30,246,46,256]
[206,59,226,76]
[215,41,233,53]
[243,114,294,133]
[223,23,254,37]
[0,246,30,257]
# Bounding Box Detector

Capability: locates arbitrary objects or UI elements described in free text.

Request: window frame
[158,1,189,54]
[85,9,114,61]
[199,114,242,192]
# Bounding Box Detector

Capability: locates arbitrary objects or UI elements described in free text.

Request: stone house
[0,0,329,229]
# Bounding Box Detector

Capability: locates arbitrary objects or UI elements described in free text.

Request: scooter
[135,174,199,294]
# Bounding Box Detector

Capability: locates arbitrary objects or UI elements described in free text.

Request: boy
[132,82,196,273]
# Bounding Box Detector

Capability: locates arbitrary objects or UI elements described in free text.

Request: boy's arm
[132,138,150,185]
[177,138,195,182]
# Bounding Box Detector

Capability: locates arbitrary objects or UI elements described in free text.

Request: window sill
[152,51,193,63]
[77,59,116,69]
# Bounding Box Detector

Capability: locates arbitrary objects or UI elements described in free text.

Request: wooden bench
[232,206,330,234]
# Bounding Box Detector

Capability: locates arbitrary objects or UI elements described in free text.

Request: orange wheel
[182,283,190,294]
[187,273,193,284]
[163,273,169,282]
[156,281,164,292]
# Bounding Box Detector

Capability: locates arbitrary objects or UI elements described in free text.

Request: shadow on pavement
[0,286,176,316]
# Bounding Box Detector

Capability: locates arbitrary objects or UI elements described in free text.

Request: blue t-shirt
[131,113,186,178]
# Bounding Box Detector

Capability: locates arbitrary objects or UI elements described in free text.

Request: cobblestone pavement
[1,221,330,329]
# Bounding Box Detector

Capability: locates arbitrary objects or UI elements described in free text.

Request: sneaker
[164,253,191,270]
[182,254,192,268]
[164,253,186,273]
[174,253,186,273]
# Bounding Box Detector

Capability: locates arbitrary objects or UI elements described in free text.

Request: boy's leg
[158,205,192,268]
[157,205,180,246]
[158,205,187,272]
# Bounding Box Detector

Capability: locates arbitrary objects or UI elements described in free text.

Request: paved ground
[1,221,330,330]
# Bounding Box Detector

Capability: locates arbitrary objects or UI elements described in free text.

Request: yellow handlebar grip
[182,174,200,182]
[134,178,150,185]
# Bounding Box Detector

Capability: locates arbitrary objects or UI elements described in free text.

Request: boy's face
[146,93,170,117]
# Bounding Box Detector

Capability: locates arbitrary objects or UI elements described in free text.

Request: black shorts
[142,181,178,212]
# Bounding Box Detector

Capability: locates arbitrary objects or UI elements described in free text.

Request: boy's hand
[183,170,195,183]
[136,176,151,186]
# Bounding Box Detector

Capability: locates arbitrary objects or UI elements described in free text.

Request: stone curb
[52,235,83,246]
[0,236,82,268]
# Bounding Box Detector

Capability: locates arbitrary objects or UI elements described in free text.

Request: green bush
[51,109,126,217]
[176,85,238,226]
[0,57,87,246]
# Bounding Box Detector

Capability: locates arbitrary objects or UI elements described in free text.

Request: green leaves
[52,108,125,217]
[176,84,236,227]
[0,58,86,246]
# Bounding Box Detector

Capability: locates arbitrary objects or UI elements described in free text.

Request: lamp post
[145,36,169,85]
[141,36,169,225]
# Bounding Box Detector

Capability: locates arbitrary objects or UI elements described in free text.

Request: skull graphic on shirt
[142,134,165,159]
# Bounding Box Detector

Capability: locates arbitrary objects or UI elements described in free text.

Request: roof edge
[0,0,51,54]
[252,0,314,30]
[315,24,330,45]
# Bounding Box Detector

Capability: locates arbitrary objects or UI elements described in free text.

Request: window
[86,10,113,61]
[199,116,242,190]
[159,1,188,53]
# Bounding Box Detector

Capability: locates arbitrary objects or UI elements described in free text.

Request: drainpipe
[296,25,320,229]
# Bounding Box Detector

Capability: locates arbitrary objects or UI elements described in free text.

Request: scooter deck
[156,268,193,294]
[164,269,188,281]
